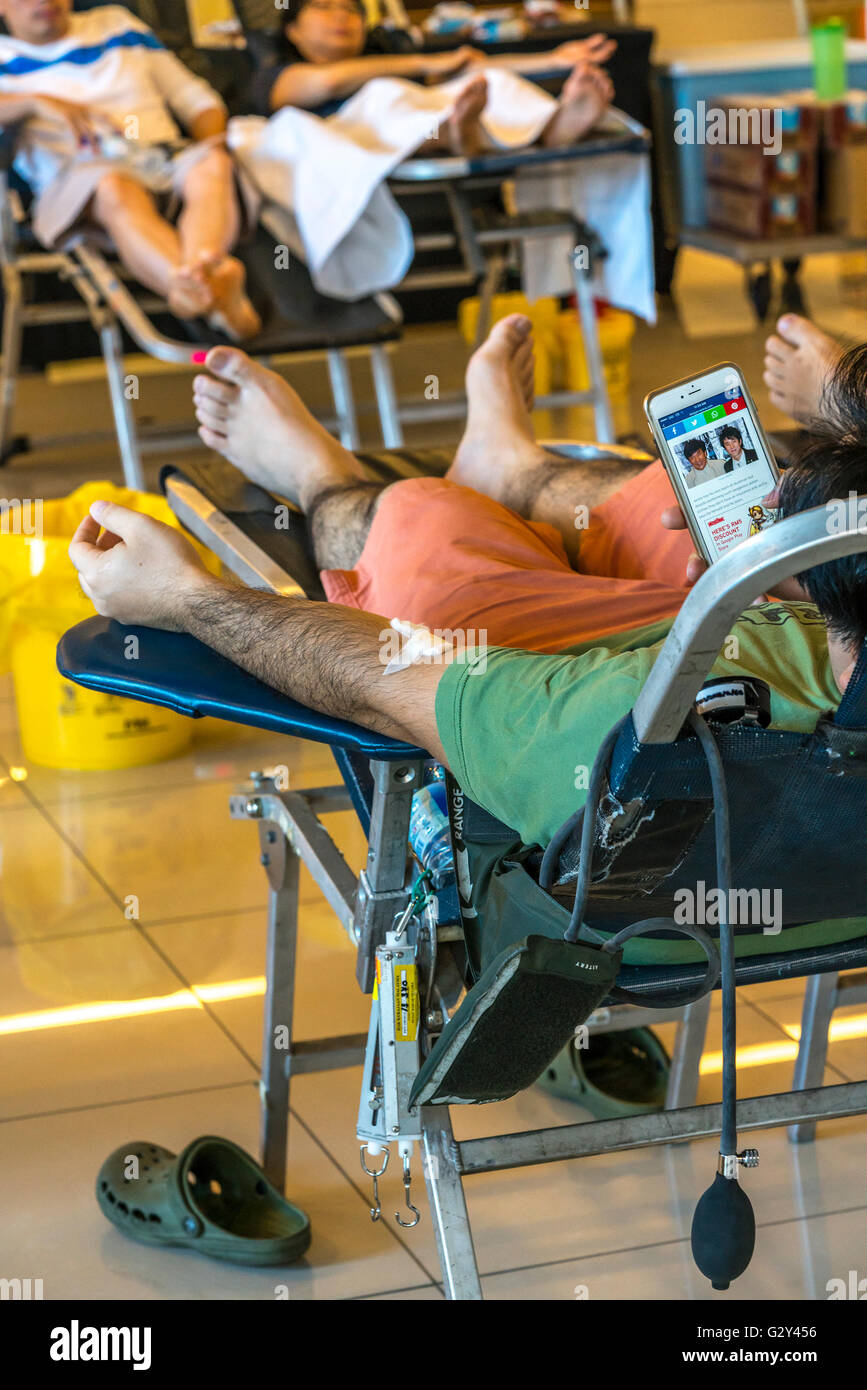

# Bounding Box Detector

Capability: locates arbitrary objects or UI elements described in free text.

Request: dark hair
[778,343,867,653]
[683,439,706,462]
[720,425,742,445]
[281,0,366,24]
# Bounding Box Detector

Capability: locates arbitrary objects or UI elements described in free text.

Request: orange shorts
[320,460,694,653]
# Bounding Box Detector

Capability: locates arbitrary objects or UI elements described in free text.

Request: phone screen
[654,371,779,562]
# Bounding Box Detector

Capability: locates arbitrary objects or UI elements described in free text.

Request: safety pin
[359,1144,389,1222]
[394,1151,421,1228]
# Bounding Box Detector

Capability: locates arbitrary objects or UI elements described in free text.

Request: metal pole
[0,264,23,460]
[788,972,838,1145]
[421,1108,483,1300]
[98,316,145,490]
[571,254,615,443]
[326,349,361,451]
[258,818,301,1193]
[370,343,404,449]
[665,993,711,1111]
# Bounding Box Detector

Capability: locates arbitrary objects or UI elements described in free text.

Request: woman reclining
[248,0,616,155]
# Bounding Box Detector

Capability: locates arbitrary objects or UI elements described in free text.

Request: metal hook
[359,1144,389,1222]
[394,1151,421,1228]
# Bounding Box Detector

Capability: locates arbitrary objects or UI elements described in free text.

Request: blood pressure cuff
[408,778,621,1108]
[409,933,620,1106]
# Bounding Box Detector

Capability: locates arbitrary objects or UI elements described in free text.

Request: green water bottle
[812,17,848,100]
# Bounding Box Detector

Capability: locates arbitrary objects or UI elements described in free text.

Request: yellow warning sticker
[394,963,420,1043]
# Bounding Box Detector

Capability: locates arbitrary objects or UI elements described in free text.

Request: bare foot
[446,74,488,156]
[448,313,546,500]
[202,256,262,342]
[763,314,841,426]
[193,347,364,508]
[168,264,211,320]
[540,62,613,149]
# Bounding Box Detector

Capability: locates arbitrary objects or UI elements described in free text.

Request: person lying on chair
[248,0,615,155]
[68,316,866,851]
[0,0,260,338]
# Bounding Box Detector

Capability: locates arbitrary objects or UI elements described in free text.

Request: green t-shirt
[435,599,840,850]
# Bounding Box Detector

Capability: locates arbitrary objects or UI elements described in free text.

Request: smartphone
[644,362,781,566]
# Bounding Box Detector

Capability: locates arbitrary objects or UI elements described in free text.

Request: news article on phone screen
[652,368,779,564]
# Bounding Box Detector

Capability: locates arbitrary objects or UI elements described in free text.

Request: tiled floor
[1,253,866,1300]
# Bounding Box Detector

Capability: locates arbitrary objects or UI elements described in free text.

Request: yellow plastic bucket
[4,481,217,771]
[558,305,636,404]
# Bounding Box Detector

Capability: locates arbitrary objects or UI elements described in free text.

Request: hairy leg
[194,319,644,569]
[306,480,390,571]
[448,313,644,562]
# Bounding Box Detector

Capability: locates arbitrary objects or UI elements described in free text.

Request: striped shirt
[0,5,224,192]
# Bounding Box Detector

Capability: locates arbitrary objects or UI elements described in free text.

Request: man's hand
[68,500,215,631]
[32,94,108,149]
[552,35,617,69]
[661,483,808,600]
[423,46,484,82]
[659,499,708,587]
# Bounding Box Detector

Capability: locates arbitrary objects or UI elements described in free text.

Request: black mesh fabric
[409,935,620,1106]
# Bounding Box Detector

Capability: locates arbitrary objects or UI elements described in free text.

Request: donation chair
[0,143,404,486]
[57,446,867,1298]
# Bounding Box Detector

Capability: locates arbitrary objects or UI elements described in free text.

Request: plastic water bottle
[812,18,847,101]
[408,782,453,888]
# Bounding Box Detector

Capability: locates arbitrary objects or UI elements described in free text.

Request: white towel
[514,110,656,323]
[228,69,653,316]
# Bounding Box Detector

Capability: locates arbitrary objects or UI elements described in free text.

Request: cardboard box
[707,182,817,238]
[821,90,867,147]
[707,92,821,150]
[705,143,816,193]
[824,142,867,234]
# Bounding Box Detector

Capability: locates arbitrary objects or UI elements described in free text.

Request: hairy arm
[185,579,449,760]
[68,500,449,763]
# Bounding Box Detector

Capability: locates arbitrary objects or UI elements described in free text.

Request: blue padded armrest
[57,617,428,761]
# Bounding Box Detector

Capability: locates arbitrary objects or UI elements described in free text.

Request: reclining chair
[0,136,405,486]
[56,443,867,1298]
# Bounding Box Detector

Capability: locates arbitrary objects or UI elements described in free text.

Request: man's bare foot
[203,256,262,342]
[763,314,841,425]
[446,74,488,156]
[540,62,613,149]
[448,313,547,500]
[193,347,365,508]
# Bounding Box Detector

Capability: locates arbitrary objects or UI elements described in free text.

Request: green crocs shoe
[96,1136,311,1267]
[536,1027,670,1119]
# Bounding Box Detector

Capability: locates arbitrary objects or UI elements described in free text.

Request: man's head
[283,0,367,64]
[721,426,743,457]
[0,0,70,43]
[683,440,708,469]
[778,343,867,677]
